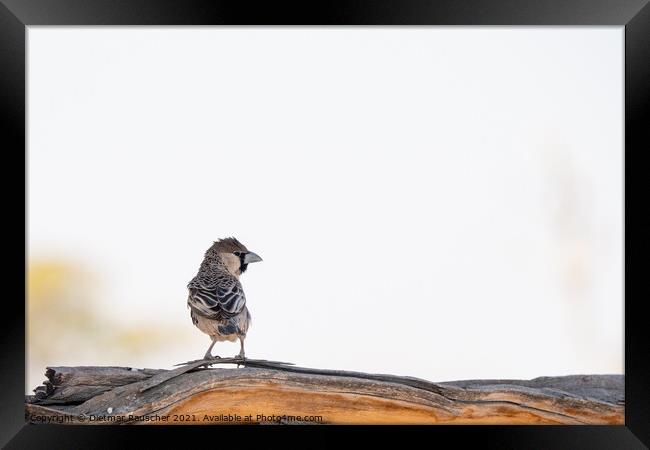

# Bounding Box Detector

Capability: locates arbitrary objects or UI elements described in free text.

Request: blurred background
[27,27,623,393]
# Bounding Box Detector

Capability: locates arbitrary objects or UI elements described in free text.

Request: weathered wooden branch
[26,359,624,425]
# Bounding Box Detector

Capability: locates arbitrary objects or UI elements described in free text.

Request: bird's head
[208,237,262,277]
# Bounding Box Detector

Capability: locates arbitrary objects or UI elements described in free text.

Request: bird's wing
[187,274,246,320]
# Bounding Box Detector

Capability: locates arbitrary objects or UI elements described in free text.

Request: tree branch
[25,362,624,425]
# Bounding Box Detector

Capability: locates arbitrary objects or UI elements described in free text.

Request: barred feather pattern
[187,248,250,339]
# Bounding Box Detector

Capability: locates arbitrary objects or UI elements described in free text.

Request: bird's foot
[234,354,245,367]
[203,354,221,361]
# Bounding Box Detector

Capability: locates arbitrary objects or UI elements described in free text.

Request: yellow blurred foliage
[28,261,97,338]
[27,259,193,393]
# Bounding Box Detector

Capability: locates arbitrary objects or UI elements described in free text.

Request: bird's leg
[234,336,246,368]
[203,337,220,360]
[237,336,246,360]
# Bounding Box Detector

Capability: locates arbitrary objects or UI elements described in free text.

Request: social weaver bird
[187,237,262,360]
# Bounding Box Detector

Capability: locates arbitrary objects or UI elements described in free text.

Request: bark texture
[25,359,624,425]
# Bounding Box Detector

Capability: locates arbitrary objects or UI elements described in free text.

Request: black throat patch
[239,253,248,274]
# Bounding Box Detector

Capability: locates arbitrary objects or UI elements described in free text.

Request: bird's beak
[244,251,263,264]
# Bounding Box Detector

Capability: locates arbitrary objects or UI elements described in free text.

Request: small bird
[187,237,262,360]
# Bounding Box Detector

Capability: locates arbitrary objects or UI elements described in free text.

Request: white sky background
[28,27,623,385]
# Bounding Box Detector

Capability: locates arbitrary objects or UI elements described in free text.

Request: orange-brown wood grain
[26,364,624,425]
[159,383,623,425]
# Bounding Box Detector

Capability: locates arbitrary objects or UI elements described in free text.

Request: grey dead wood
[25,360,624,425]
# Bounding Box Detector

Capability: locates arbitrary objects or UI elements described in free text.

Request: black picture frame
[2,1,648,447]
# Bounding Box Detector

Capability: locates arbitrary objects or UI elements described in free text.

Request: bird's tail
[217,321,239,335]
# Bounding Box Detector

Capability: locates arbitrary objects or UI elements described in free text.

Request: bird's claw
[235,354,246,367]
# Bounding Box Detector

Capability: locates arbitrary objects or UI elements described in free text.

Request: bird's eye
[233,251,241,257]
